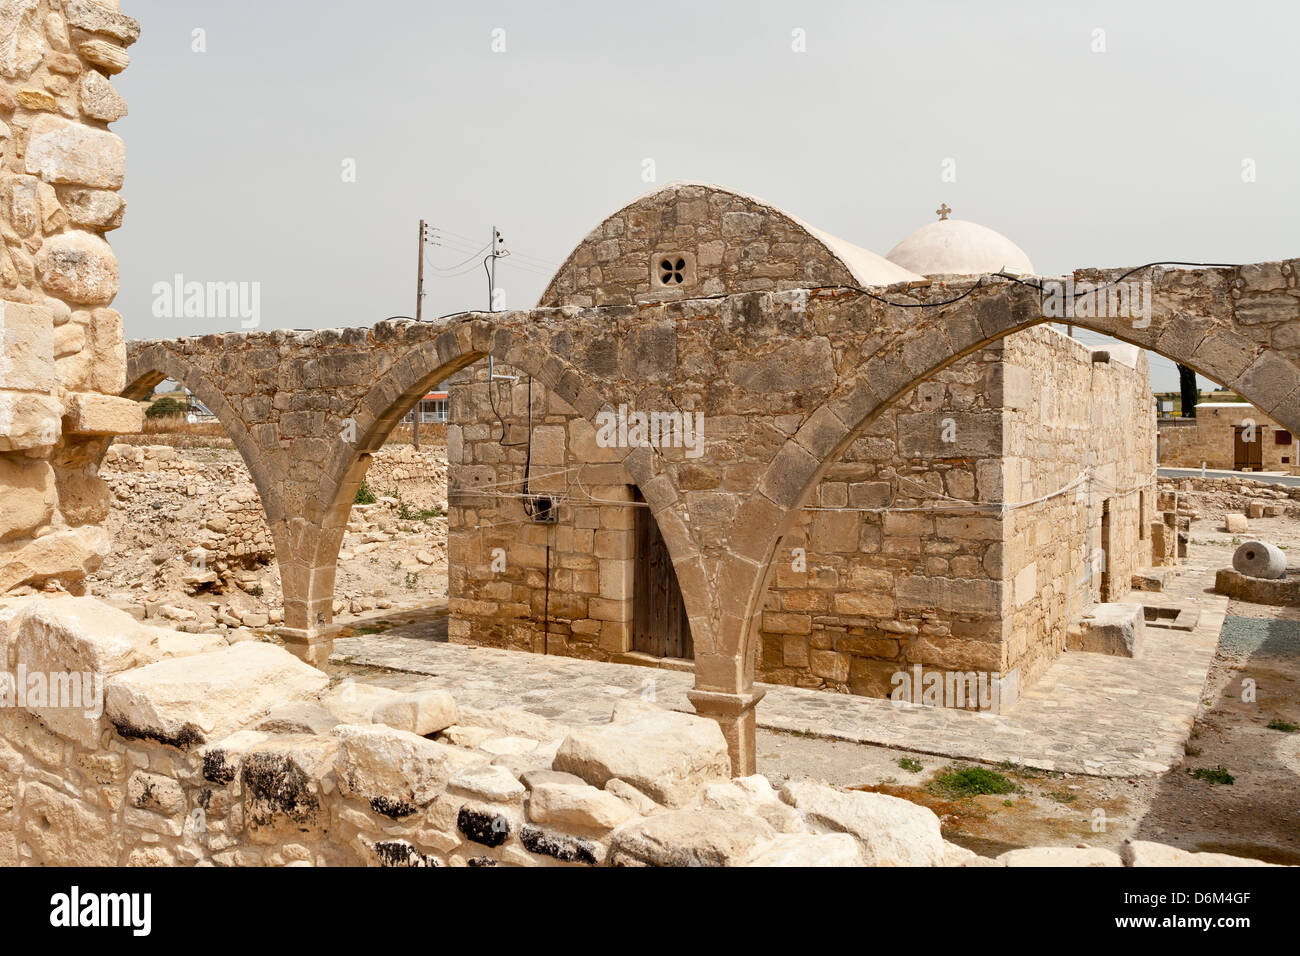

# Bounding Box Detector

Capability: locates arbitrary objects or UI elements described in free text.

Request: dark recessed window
[659,257,686,285]
[1276,430,1293,444]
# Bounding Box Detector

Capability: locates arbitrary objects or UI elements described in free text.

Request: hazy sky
[112,1,1299,392]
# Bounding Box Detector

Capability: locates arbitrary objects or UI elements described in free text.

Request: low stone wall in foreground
[0,596,1277,867]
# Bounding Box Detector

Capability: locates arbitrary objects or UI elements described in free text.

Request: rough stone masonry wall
[0,594,965,868]
[539,181,863,307]
[756,326,1156,702]
[0,0,140,595]
[447,362,643,661]
[0,595,1270,867]
[1158,403,1298,473]
[446,181,894,664]
[1000,328,1155,688]
[757,341,1008,697]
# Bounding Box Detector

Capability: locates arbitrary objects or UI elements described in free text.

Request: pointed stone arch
[717,267,1300,770]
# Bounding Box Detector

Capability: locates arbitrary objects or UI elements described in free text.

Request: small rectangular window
[1275,430,1293,444]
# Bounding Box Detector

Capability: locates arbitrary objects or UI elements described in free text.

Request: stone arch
[121,344,286,519]
[726,276,1300,715]
[299,319,718,670]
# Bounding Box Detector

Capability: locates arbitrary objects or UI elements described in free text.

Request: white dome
[885,216,1034,277]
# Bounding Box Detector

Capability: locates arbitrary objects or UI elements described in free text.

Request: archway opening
[93,375,282,632]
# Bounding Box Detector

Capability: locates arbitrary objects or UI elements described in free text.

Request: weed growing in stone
[1189,766,1235,785]
[1267,719,1297,732]
[929,765,1020,797]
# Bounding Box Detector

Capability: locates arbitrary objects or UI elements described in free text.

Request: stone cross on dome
[936,203,952,221]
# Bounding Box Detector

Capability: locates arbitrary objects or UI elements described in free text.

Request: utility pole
[413,218,426,449]
[489,224,498,311]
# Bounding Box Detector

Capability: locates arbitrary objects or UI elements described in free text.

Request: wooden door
[632,491,693,659]
[1234,426,1262,470]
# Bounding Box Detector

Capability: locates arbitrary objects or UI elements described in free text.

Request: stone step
[1067,603,1145,658]
[1131,568,1168,592]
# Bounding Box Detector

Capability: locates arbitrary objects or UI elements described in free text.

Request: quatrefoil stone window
[650,251,695,290]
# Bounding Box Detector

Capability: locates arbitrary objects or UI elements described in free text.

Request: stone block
[0,299,53,391]
[0,525,109,593]
[61,391,139,435]
[780,780,943,866]
[24,115,125,188]
[36,230,119,304]
[1068,603,1144,658]
[105,642,330,749]
[552,701,729,808]
[0,456,55,540]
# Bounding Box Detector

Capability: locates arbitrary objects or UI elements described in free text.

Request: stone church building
[445,182,1158,710]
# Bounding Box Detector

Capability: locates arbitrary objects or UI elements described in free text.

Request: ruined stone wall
[0,0,140,595]
[1,594,958,868]
[361,443,449,510]
[1158,403,1298,473]
[1000,328,1155,688]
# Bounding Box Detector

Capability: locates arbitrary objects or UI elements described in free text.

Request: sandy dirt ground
[94,441,1300,862]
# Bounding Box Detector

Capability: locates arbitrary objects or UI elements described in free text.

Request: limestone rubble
[0,594,1282,866]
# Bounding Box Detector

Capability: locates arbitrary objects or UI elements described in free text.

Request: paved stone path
[331,566,1226,778]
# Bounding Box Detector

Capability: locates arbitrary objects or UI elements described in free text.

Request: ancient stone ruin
[0,2,1297,869]
[0,0,140,597]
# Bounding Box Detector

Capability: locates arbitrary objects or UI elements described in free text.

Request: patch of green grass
[397,498,442,522]
[355,480,377,505]
[403,571,418,590]
[1189,766,1235,785]
[247,584,263,598]
[929,765,1020,798]
[1267,719,1298,733]
[1047,789,1078,804]
[898,757,923,773]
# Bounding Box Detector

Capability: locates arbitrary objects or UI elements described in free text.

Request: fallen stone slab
[997,846,1122,867]
[698,776,804,833]
[256,702,340,736]
[608,809,775,866]
[318,681,404,724]
[552,701,730,807]
[372,690,458,736]
[1120,839,1279,867]
[1225,513,1249,533]
[105,641,330,749]
[747,832,864,867]
[780,780,944,866]
[0,525,111,593]
[11,595,178,745]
